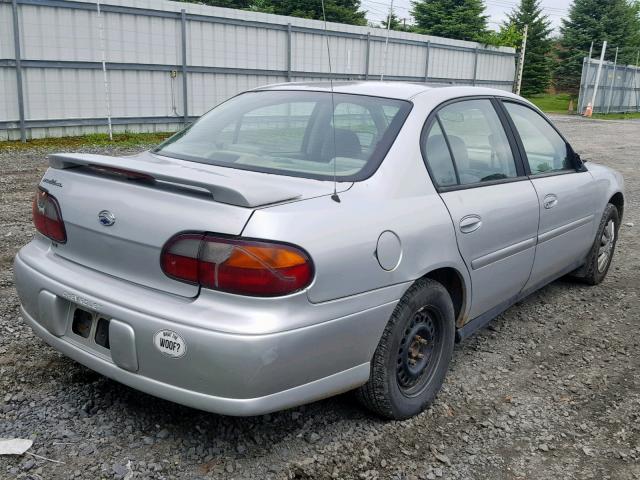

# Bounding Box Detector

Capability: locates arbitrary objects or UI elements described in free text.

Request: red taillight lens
[161,233,313,297]
[32,188,67,243]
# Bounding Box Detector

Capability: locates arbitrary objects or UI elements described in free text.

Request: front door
[501,101,598,289]
[422,98,539,319]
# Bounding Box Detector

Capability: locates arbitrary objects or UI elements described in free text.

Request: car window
[423,120,458,187]
[235,102,316,153]
[332,102,380,155]
[436,99,518,185]
[154,91,411,181]
[504,102,573,175]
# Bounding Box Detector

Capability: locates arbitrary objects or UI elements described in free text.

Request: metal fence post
[286,23,292,81]
[96,0,113,140]
[619,66,629,113]
[424,41,430,83]
[180,9,188,126]
[364,32,370,80]
[11,0,26,142]
[606,47,618,114]
[632,52,640,112]
[599,62,609,114]
[472,47,479,86]
[589,40,607,113]
[578,42,593,114]
[577,57,587,113]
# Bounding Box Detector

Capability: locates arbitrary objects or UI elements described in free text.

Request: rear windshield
[153,90,412,181]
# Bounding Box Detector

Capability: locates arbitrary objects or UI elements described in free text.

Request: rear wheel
[357,278,455,420]
[575,203,619,285]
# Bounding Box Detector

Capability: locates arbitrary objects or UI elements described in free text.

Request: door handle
[543,194,558,209]
[459,215,482,234]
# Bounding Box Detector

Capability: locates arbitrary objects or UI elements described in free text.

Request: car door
[500,101,598,289]
[421,98,539,320]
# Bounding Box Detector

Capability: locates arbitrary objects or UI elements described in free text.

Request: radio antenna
[380,0,394,81]
[321,0,340,203]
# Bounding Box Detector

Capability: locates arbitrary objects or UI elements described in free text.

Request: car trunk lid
[43,152,349,297]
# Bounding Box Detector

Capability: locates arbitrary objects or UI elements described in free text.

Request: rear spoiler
[48,152,302,208]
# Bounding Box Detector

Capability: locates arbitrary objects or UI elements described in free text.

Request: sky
[360,0,573,34]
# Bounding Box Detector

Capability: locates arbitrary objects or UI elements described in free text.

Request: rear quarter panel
[243,94,471,312]
[587,162,625,231]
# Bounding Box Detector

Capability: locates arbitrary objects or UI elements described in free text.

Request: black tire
[575,203,620,285]
[356,278,455,420]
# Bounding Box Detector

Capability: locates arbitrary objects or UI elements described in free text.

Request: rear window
[153,90,412,181]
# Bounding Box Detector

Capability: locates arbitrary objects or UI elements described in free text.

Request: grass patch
[526,94,574,114]
[0,131,174,151]
[590,111,640,120]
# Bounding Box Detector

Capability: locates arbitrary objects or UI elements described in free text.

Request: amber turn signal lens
[161,233,313,297]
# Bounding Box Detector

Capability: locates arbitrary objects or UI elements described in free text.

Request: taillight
[161,233,313,297]
[32,188,67,243]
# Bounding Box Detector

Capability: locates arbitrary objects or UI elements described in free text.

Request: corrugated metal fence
[0,0,517,141]
[578,57,640,114]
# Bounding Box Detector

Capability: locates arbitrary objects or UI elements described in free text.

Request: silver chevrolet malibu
[14,82,624,419]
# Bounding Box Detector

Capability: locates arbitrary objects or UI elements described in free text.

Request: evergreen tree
[505,0,553,95]
[411,0,489,42]
[176,0,367,25]
[381,11,401,29]
[480,23,522,48]
[555,0,640,93]
[250,0,367,25]
[380,10,411,31]
[177,0,251,8]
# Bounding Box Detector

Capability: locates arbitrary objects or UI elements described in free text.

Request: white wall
[0,0,516,140]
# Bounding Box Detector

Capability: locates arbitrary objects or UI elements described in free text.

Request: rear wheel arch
[421,267,467,327]
[609,192,624,221]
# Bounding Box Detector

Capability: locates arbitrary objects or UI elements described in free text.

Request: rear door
[500,101,598,289]
[422,98,539,319]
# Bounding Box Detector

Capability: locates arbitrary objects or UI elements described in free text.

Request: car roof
[254,81,523,102]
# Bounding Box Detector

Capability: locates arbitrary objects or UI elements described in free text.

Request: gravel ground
[1,115,639,480]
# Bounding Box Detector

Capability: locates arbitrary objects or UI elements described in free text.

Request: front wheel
[356,278,455,420]
[576,203,620,285]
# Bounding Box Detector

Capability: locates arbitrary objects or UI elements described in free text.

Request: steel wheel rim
[396,306,442,397]
[597,219,615,272]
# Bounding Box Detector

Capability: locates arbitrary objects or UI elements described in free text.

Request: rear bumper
[13,240,402,416]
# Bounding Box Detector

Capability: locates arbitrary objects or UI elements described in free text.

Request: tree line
[176,0,640,97]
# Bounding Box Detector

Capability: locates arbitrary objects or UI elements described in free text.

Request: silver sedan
[14,82,624,419]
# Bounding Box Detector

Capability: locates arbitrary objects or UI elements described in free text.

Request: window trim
[435,115,461,185]
[496,99,587,178]
[419,95,529,192]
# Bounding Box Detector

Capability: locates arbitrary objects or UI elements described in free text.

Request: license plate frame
[67,305,111,352]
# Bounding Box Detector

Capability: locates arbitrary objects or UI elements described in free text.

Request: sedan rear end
[13,86,413,415]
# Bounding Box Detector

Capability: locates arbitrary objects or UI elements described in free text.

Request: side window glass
[438,100,518,185]
[504,102,572,174]
[423,121,458,187]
